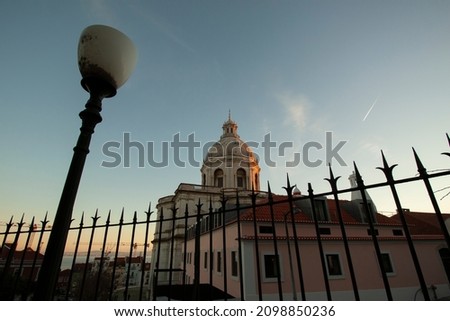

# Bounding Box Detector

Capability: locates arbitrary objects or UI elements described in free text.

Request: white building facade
[149,116,261,292]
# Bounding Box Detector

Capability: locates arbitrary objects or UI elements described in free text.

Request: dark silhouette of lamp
[33,25,137,300]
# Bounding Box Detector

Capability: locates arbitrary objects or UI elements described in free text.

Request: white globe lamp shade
[78,25,137,93]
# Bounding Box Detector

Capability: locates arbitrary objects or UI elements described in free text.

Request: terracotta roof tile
[239,195,398,226]
[390,211,450,235]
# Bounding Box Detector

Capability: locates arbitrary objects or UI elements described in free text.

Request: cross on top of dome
[222,110,238,138]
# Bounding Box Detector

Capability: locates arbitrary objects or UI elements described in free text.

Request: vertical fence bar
[267,182,283,300]
[0,216,14,261]
[95,210,111,300]
[183,203,189,300]
[79,210,100,300]
[378,152,430,300]
[124,211,138,301]
[220,193,228,301]
[0,214,24,299]
[23,213,48,300]
[235,191,245,300]
[168,206,178,301]
[284,175,306,301]
[354,163,393,300]
[283,213,297,301]
[139,203,153,301]
[66,214,84,300]
[152,207,164,301]
[1,214,24,286]
[250,187,263,300]
[193,199,202,300]
[308,183,332,301]
[208,199,214,299]
[326,167,360,300]
[413,148,450,250]
[12,217,36,299]
[109,209,124,300]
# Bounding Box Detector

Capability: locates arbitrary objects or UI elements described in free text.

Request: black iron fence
[1,134,450,301]
[0,207,154,300]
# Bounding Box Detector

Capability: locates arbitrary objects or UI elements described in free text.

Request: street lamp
[33,25,137,300]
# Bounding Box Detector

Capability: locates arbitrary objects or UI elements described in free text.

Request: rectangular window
[231,251,238,277]
[217,251,222,273]
[217,177,223,188]
[215,213,222,228]
[319,227,331,235]
[264,254,279,278]
[204,252,208,269]
[259,226,274,234]
[314,199,329,221]
[201,219,206,233]
[439,248,450,283]
[237,177,244,188]
[381,253,394,274]
[213,213,218,228]
[205,216,210,231]
[392,229,403,236]
[326,254,343,277]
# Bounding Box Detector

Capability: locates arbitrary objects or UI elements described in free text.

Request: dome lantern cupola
[222,111,238,138]
[201,114,260,191]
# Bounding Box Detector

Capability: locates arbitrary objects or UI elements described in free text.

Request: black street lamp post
[33,25,137,300]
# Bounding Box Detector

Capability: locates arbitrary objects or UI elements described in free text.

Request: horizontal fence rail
[1,134,450,301]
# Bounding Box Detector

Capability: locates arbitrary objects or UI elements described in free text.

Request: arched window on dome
[236,168,246,189]
[214,169,224,188]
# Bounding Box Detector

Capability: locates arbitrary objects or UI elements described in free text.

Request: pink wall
[184,219,450,300]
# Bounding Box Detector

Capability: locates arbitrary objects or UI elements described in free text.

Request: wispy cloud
[277,92,310,130]
[360,141,382,155]
[355,137,389,161]
[82,0,116,25]
[149,15,196,53]
[128,4,196,53]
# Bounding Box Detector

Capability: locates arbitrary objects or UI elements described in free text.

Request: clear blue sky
[1,0,450,227]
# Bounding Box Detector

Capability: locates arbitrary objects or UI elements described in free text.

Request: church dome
[206,137,253,158]
[204,116,255,162]
[201,114,260,191]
